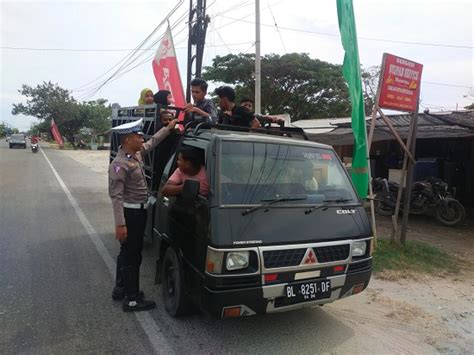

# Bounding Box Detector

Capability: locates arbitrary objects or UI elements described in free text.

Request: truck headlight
[352,241,367,257]
[226,251,249,271]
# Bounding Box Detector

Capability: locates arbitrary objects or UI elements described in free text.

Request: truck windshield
[219,141,357,206]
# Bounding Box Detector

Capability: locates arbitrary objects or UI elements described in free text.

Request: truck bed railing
[189,121,309,141]
[110,104,309,193]
[110,104,186,193]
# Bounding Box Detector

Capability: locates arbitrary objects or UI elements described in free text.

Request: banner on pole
[50,118,64,147]
[378,53,423,112]
[152,26,186,112]
[337,0,369,199]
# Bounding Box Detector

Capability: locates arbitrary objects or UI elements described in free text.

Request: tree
[12,81,111,147]
[361,65,381,114]
[203,53,353,121]
[79,99,111,133]
[464,103,474,110]
[0,122,6,138]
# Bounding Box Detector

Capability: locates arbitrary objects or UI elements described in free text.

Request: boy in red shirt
[162,146,209,197]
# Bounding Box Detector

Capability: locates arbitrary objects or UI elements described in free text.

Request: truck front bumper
[201,267,372,319]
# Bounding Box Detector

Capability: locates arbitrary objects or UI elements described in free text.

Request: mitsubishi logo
[301,248,317,265]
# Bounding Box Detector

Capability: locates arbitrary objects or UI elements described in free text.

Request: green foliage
[361,65,380,114]
[203,53,379,121]
[12,81,111,147]
[464,103,474,110]
[0,122,6,137]
[78,99,112,133]
[373,239,460,274]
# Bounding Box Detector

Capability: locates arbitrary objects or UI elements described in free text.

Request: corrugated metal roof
[301,111,474,146]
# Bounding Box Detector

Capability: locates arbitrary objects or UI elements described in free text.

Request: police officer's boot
[112,257,126,300]
[122,266,156,312]
[112,259,145,301]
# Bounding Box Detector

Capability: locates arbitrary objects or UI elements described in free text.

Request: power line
[1,46,152,52]
[74,0,264,98]
[77,1,185,99]
[1,42,253,53]
[422,81,472,89]
[267,1,287,53]
[75,23,188,98]
[218,15,474,50]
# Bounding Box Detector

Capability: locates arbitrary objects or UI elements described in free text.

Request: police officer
[109,117,177,312]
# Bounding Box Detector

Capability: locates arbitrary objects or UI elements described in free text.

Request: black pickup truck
[110,105,373,319]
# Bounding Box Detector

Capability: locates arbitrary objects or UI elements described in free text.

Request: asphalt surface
[0,140,426,354]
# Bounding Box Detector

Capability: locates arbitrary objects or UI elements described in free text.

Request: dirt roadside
[59,148,474,353]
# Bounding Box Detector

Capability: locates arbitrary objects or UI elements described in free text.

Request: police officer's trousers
[116,208,147,298]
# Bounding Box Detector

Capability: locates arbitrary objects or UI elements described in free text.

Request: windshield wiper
[304,198,353,215]
[242,195,307,216]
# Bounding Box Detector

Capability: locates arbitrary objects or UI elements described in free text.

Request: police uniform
[108,118,171,311]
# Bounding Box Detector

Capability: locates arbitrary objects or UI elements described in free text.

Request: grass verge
[373,238,461,276]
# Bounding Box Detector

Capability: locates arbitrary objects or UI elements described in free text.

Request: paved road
[0,140,437,354]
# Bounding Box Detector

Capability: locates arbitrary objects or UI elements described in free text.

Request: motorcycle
[31,143,38,153]
[372,176,466,227]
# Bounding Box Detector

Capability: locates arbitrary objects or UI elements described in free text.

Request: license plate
[285,279,331,304]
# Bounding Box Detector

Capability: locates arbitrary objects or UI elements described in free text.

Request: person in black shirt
[184,78,218,123]
[240,97,285,126]
[215,86,260,128]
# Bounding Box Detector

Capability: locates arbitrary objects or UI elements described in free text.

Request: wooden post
[390,115,416,242]
[367,105,378,150]
[400,109,419,244]
[365,110,378,248]
[378,109,415,164]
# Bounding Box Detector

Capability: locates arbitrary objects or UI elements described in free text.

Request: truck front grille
[263,249,306,268]
[314,245,350,263]
[263,244,350,268]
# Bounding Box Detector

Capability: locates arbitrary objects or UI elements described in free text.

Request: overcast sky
[1,0,472,131]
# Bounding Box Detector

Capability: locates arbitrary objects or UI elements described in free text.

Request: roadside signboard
[378,53,423,112]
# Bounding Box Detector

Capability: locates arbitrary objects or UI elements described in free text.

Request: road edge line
[40,147,173,355]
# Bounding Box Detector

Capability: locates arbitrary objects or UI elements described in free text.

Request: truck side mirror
[182,179,200,200]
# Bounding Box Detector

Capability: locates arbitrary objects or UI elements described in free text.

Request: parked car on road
[9,134,27,149]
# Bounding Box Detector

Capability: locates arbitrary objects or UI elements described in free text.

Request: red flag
[50,118,64,147]
[152,26,186,115]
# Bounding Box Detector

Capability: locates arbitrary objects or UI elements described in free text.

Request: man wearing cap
[109,117,177,312]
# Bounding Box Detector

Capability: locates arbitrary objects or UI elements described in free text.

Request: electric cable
[217,15,473,50]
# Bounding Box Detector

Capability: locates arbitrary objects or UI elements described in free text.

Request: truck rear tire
[162,247,190,317]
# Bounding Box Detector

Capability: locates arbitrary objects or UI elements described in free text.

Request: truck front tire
[161,247,190,317]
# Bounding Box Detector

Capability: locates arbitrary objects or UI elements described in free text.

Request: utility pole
[186,0,210,102]
[255,0,261,115]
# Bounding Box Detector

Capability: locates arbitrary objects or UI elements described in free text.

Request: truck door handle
[162,197,169,207]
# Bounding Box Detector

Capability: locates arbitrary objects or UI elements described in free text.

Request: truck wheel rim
[166,266,176,296]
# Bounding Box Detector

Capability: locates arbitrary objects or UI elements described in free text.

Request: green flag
[337,0,369,198]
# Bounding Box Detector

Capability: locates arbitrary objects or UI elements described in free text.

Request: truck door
[155,153,176,239]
